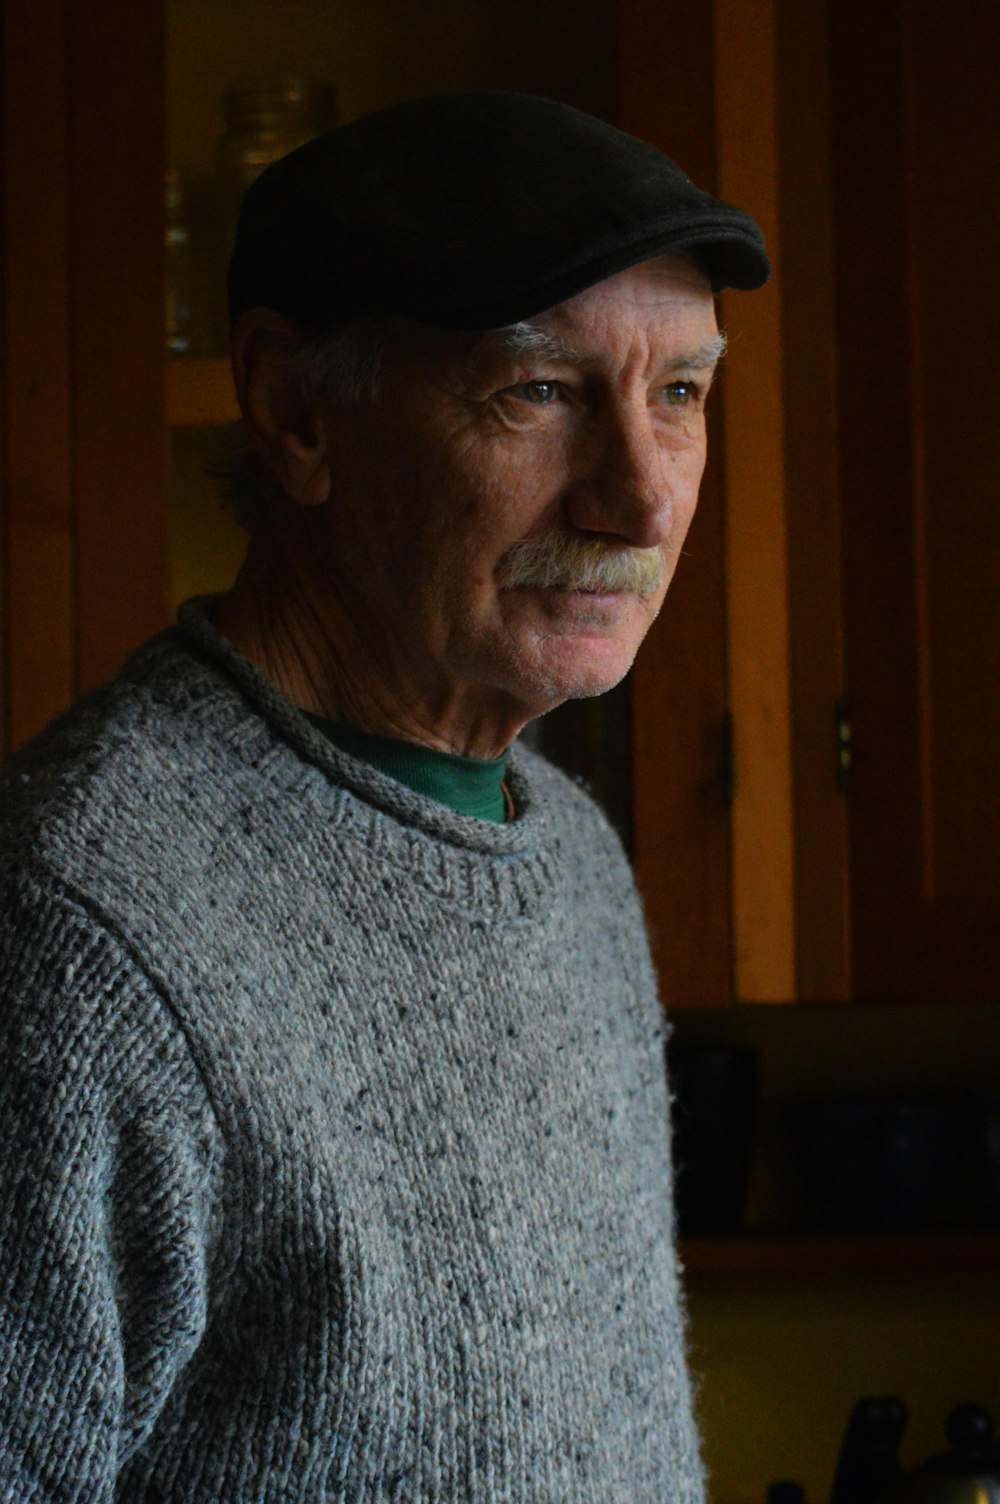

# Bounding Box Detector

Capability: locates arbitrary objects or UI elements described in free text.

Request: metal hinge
[836,696,852,794]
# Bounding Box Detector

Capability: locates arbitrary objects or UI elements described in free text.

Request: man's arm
[0,876,223,1500]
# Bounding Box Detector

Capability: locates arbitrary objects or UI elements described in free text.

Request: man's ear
[231,309,332,507]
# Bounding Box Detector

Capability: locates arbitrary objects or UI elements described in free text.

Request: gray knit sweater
[0,603,704,1503]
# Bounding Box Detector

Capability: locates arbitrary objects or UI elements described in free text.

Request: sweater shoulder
[0,630,265,902]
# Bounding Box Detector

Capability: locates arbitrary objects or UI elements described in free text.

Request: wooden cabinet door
[831,0,1000,1001]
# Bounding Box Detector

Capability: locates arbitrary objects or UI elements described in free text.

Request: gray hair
[218,319,388,532]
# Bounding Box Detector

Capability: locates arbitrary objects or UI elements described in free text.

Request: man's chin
[517,637,639,707]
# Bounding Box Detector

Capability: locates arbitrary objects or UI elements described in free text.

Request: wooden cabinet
[3,0,998,1009]
[623,0,1000,1008]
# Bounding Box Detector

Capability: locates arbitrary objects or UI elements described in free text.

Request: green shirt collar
[304,714,510,824]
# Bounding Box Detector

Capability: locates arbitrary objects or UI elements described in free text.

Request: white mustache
[497,533,665,596]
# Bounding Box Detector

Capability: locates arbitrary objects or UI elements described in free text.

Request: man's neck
[210,540,527,760]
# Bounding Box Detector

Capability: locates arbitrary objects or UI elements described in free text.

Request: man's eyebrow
[499,323,729,371]
[665,331,729,370]
[501,323,584,363]
[459,323,582,380]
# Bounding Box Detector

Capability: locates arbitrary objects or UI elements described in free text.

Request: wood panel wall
[0,0,168,757]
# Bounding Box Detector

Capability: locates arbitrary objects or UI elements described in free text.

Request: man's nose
[565,407,676,549]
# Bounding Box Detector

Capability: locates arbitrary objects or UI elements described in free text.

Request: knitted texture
[0,603,704,1503]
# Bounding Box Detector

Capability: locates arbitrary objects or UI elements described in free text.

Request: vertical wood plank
[829,0,922,1000]
[901,0,1000,964]
[0,0,74,753]
[714,0,797,1002]
[774,0,852,1001]
[66,0,168,693]
[618,1,733,1008]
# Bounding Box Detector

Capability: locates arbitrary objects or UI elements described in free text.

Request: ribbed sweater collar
[302,714,509,824]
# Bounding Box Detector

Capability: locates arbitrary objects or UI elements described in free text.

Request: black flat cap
[228,90,769,333]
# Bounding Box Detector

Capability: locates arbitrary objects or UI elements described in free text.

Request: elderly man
[0,93,765,1501]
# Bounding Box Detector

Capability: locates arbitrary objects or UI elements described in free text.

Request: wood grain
[67,0,169,694]
[0,0,74,752]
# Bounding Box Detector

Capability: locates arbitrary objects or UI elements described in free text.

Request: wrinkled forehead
[471,253,720,370]
[374,251,719,370]
[528,251,715,329]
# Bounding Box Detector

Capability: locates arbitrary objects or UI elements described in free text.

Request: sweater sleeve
[0,876,225,1501]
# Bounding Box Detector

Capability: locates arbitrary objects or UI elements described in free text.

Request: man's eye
[511,380,558,405]
[663,381,698,407]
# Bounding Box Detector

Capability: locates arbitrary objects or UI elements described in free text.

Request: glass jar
[165,168,220,356]
[215,77,338,242]
[165,168,195,356]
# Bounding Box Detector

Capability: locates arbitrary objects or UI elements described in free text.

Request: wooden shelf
[167,357,237,427]
[680,1231,1000,1277]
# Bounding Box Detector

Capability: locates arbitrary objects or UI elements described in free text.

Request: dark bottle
[767,1481,805,1504]
[830,1397,908,1504]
